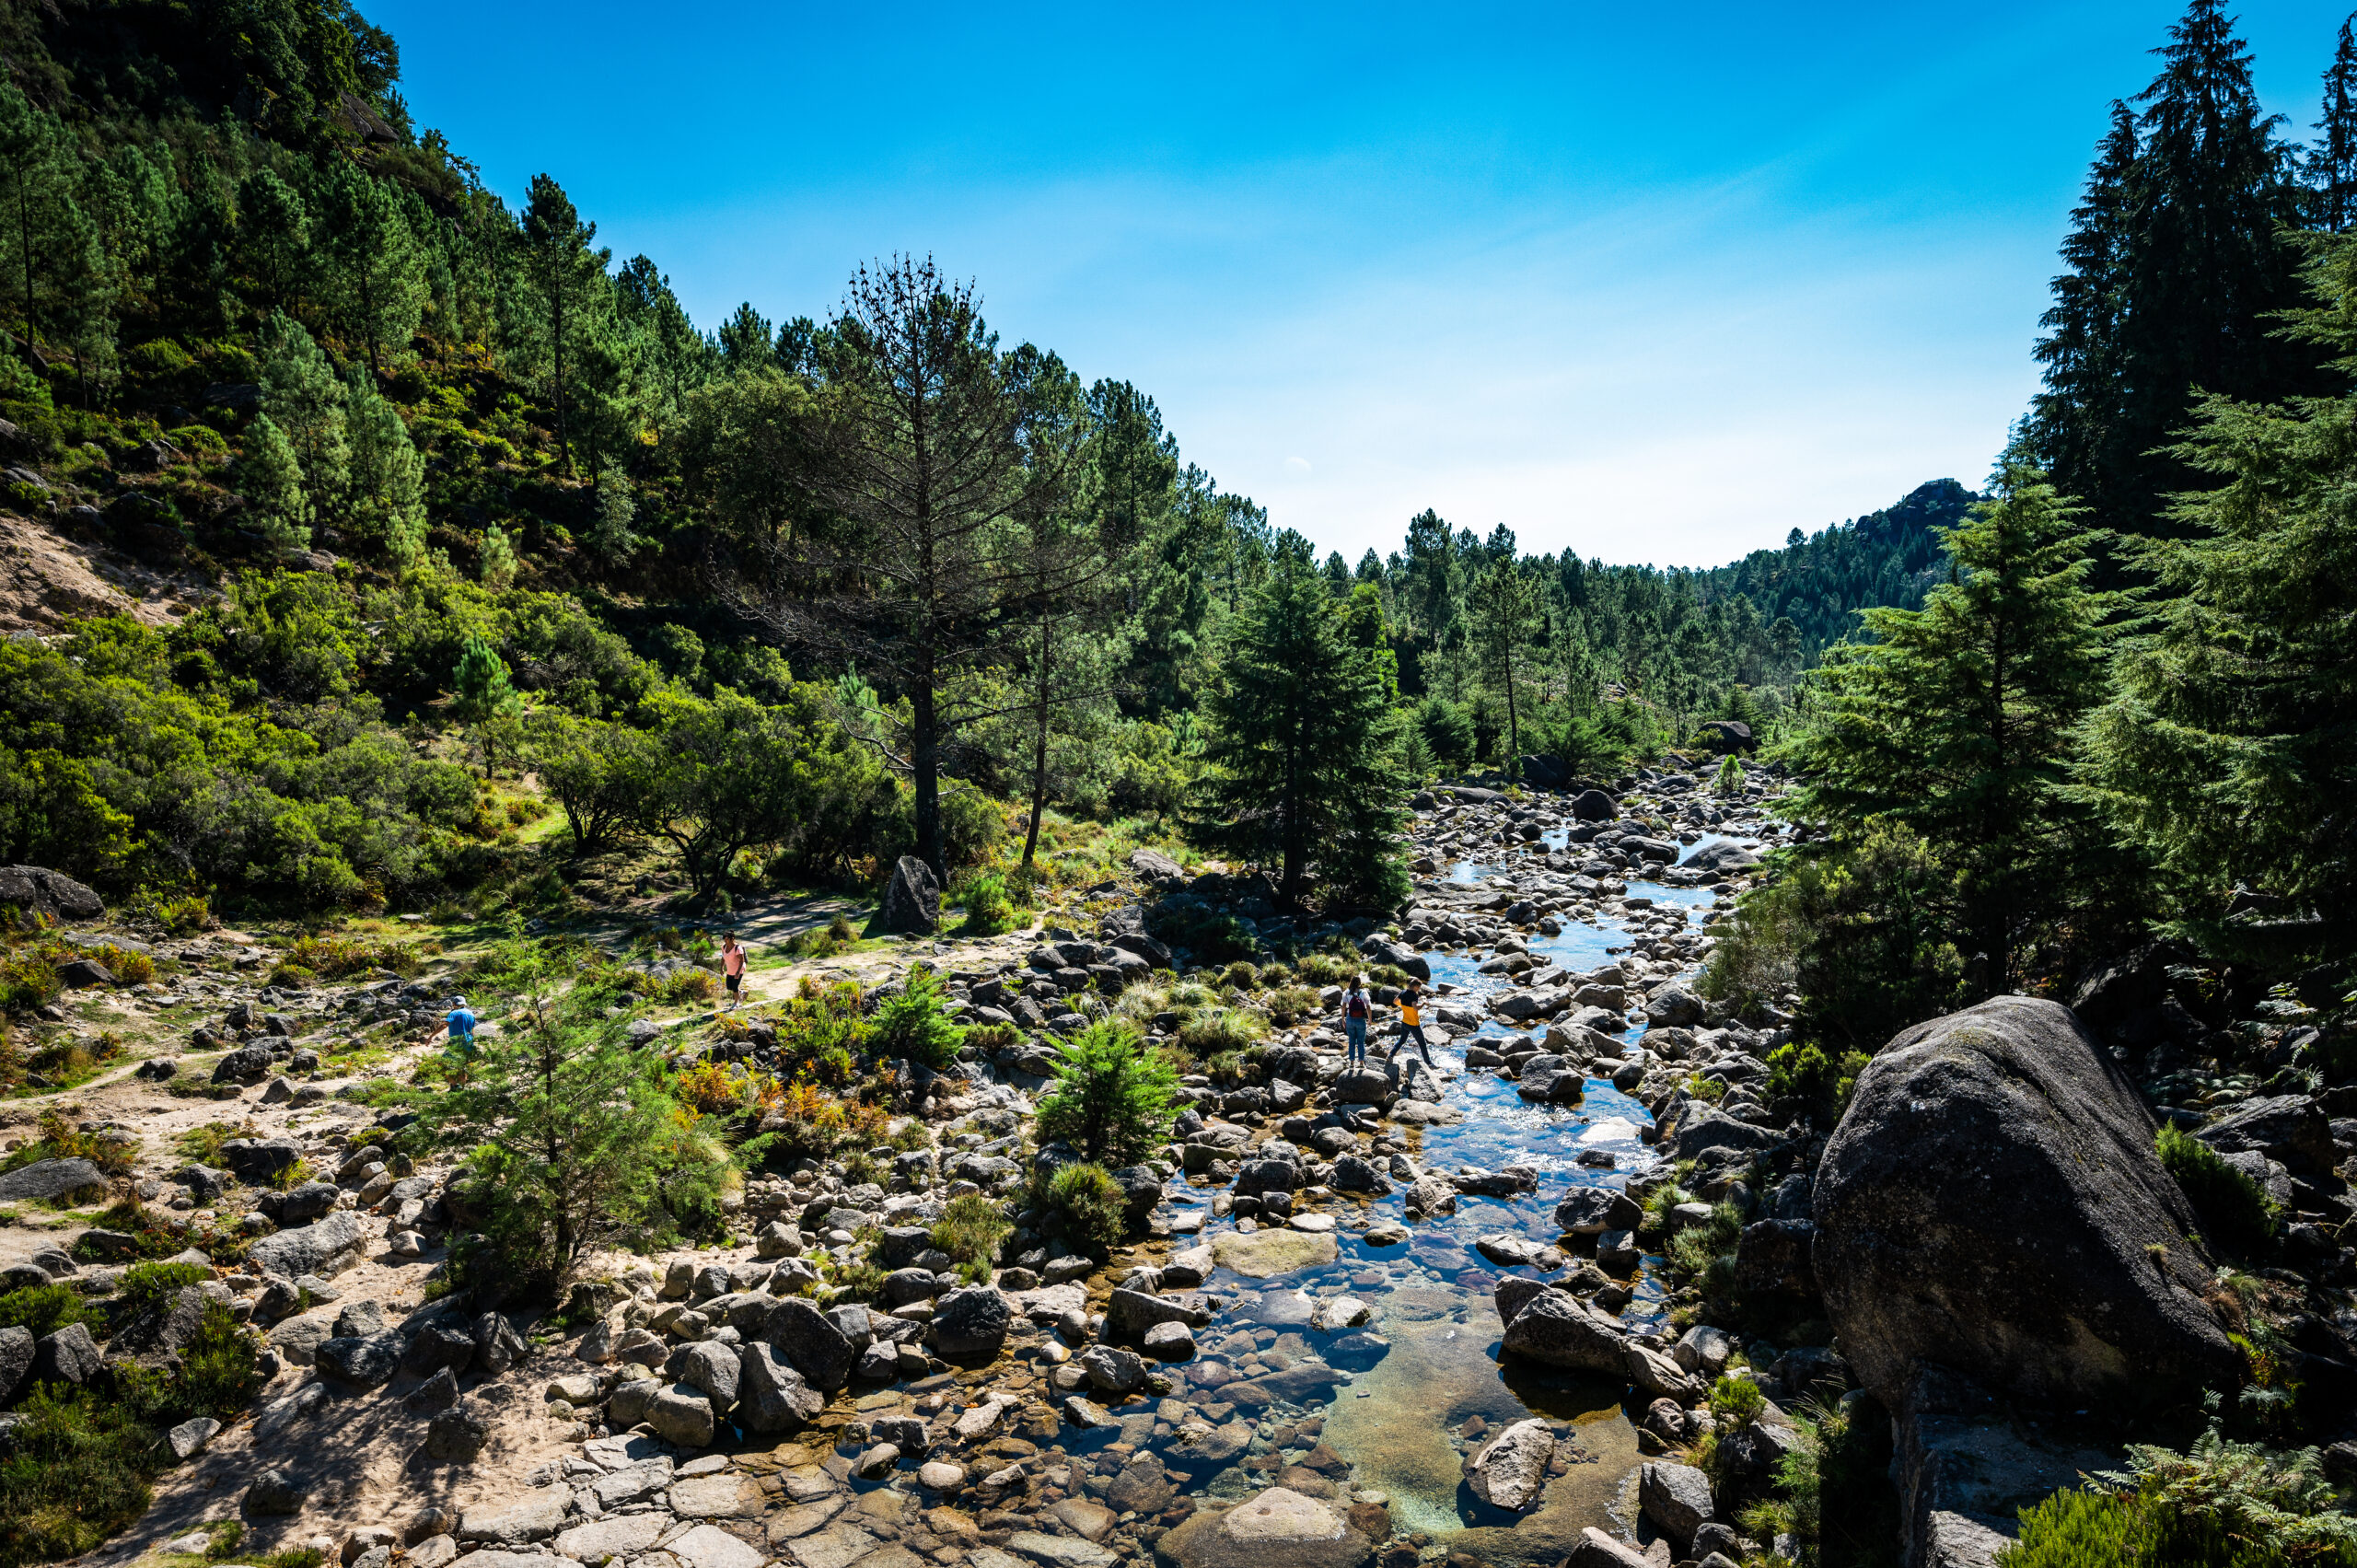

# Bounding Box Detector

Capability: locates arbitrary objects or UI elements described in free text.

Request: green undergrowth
[2155,1124,2281,1252]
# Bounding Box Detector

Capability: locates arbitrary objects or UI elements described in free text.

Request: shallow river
[1130,831,1749,1549]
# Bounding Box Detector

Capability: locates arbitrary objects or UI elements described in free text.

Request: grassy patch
[1,1109,138,1178]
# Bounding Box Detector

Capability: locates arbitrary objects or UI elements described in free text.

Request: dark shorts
[725,973,742,993]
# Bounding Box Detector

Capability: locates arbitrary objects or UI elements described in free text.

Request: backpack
[1346,991,1369,1019]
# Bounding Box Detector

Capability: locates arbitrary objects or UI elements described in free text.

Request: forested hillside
[0,0,1943,927]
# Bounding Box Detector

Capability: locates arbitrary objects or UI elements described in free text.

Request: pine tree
[453,633,522,775]
[516,174,610,474]
[2030,104,2138,533]
[478,523,517,589]
[319,160,425,374]
[0,84,92,372]
[2310,17,2357,231]
[232,168,311,319]
[716,301,772,370]
[256,312,347,524]
[1788,463,2118,986]
[343,369,427,564]
[2080,233,2357,964]
[2033,0,2316,541]
[1472,561,1538,767]
[1191,533,1411,910]
[238,412,310,554]
[586,474,639,563]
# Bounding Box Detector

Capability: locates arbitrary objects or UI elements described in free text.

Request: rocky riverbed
[6,751,2351,1568]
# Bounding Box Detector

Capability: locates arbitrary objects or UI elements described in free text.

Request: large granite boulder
[877,855,941,935]
[0,1158,106,1203]
[1495,1287,1628,1376]
[763,1296,854,1390]
[1684,840,1760,875]
[0,865,102,923]
[1813,996,2241,1414]
[1569,789,1617,821]
[1463,1418,1555,1511]
[736,1342,824,1433]
[933,1285,1011,1358]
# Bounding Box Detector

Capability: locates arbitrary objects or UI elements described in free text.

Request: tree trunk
[1504,637,1519,767]
[1022,618,1051,866]
[17,180,33,364]
[912,681,943,887]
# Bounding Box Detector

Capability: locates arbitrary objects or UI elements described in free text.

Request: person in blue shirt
[445,996,479,1058]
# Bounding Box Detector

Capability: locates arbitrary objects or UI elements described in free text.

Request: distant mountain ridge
[1699,477,1976,657]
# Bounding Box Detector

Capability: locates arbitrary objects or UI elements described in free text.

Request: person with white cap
[445,994,478,1058]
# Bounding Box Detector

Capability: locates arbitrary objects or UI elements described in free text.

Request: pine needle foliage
[1035,1019,1178,1167]
[1190,532,1411,911]
[2077,230,2357,967]
[1788,463,2123,987]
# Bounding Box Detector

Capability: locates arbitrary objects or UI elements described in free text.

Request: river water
[1144,831,1753,1552]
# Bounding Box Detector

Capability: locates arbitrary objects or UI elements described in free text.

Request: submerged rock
[1158,1484,1375,1568]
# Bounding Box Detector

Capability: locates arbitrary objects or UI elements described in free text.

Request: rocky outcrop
[1813,995,2241,1415]
[249,1211,369,1279]
[2193,1093,2335,1176]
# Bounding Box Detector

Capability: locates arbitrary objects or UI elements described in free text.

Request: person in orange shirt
[1388,979,1433,1065]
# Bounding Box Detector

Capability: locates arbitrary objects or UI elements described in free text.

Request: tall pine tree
[2030,1,2316,542]
[2081,233,2357,966]
[1788,464,2119,988]
[2310,17,2357,231]
[1191,533,1410,911]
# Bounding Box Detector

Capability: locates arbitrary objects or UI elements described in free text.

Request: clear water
[1144,842,1748,1544]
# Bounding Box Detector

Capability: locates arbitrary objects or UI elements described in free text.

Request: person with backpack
[1389,979,1434,1066]
[1343,976,1372,1065]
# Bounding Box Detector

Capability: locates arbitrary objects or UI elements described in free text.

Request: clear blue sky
[371,0,2351,567]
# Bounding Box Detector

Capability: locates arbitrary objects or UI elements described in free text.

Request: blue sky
[372,1,2351,567]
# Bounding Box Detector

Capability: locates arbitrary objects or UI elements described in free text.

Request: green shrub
[1028,1161,1128,1254]
[1697,820,1965,1050]
[964,1022,1019,1055]
[151,1301,266,1422]
[1175,1005,1263,1061]
[954,873,1014,936]
[931,1194,1012,1271]
[0,1283,86,1339]
[2156,1123,2281,1250]
[1764,1041,1871,1115]
[1035,1021,1178,1167]
[1710,1373,1766,1429]
[869,968,964,1070]
[657,967,719,1004]
[1988,1409,2357,1567]
[114,1260,211,1325]
[1264,985,1321,1026]
[1740,1393,1902,1568]
[0,1385,159,1567]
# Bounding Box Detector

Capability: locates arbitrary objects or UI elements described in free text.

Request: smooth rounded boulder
[1158,1484,1375,1568]
[1813,995,2240,1412]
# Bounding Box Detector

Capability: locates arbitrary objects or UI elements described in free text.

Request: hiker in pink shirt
[721,935,747,1010]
